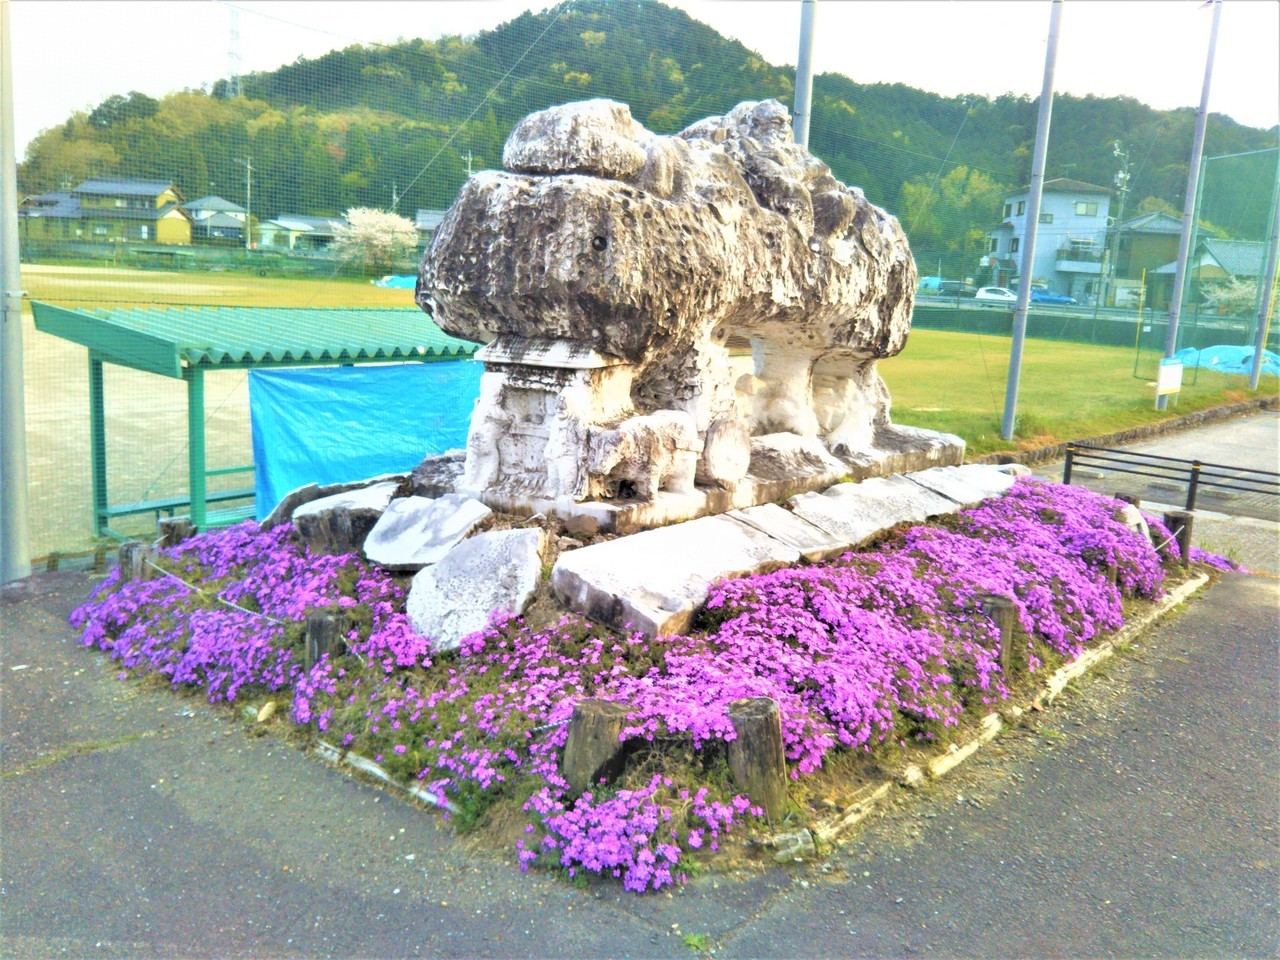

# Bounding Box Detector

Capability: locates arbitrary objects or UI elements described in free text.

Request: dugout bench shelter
[31,302,479,538]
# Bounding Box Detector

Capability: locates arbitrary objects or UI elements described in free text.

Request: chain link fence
[9,0,1279,564]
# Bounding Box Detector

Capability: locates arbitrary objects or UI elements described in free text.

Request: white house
[986,178,1112,300]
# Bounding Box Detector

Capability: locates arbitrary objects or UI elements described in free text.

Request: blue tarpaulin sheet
[1173,345,1280,378]
[373,274,417,288]
[249,362,481,520]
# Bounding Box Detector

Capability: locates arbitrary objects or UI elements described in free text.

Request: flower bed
[70,478,1227,892]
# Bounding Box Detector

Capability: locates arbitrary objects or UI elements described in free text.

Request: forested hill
[18,0,1275,269]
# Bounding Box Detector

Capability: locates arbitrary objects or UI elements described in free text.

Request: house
[185,196,247,245]
[414,209,447,249]
[19,179,193,245]
[985,178,1112,300]
[1151,237,1267,312]
[258,214,346,252]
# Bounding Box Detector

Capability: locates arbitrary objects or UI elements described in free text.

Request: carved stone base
[446,426,964,535]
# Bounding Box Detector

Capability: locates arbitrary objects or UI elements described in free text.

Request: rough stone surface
[728,503,848,562]
[586,410,700,501]
[362,495,492,571]
[290,482,400,554]
[410,451,466,498]
[697,417,752,490]
[419,97,960,513]
[263,474,406,529]
[551,514,800,637]
[907,464,1017,508]
[406,528,546,651]
[821,473,958,521]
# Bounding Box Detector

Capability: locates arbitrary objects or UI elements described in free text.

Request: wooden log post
[727,697,788,821]
[561,699,632,795]
[1163,510,1194,568]
[1114,493,1141,508]
[304,611,349,671]
[157,517,196,549]
[979,594,1018,676]
[117,541,157,583]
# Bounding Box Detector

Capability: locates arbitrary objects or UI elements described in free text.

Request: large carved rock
[419,97,929,506]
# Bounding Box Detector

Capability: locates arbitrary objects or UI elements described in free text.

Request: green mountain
[18,0,1276,275]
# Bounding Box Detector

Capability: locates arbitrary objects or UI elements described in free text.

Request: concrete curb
[974,396,1278,468]
[313,739,460,813]
[797,572,1211,854]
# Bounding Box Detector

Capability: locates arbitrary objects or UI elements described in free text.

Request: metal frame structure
[31,302,478,537]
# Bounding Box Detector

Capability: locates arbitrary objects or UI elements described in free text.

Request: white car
[975,286,1018,303]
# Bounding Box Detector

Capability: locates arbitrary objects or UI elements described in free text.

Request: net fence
[8,0,1279,563]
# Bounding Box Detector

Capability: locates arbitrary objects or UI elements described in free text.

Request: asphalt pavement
[2,414,1277,959]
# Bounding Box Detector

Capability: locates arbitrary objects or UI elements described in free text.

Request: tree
[899,165,1010,279]
[331,207,417,274]
[1201,276,1259,318]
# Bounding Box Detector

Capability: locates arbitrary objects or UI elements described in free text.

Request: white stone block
[363,494,492,571]
[728,504,848,562]
[407,527,546,652]
[551,514,800,637]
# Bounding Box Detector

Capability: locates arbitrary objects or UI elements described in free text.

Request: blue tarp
[373,274,417,288]
[1173,345,1280,378]
[249,362,482,520]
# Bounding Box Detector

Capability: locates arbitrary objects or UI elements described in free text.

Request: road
[2,413,1277,958]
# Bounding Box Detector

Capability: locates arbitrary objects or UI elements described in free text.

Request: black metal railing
[1063,442,1280,512]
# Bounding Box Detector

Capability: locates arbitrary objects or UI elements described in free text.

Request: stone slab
[787,473,962,549]
[290,482,401,555]
[407,528,546,652]
[551,514,800,638]
[906,464,1017,508]
[263,473,406,529]
[362,494,492,571]
[728,503,849,562]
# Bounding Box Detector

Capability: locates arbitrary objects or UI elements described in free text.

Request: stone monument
[418,98,962,533]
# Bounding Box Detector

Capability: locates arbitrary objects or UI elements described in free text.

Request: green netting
[10,0,1280,561]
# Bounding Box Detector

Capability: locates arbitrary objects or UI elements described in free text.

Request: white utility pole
[793,0,817,148]
[0,0,32,582]
[1160,0,1223,410]
[1001,0,1062,441]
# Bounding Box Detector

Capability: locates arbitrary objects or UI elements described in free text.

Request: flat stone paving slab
[551,514,800,638]
[788,474,956,549]
[907,464,1017,507]
[728,503,849,562]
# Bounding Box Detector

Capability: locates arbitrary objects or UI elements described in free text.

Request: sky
[7,0,1280,159]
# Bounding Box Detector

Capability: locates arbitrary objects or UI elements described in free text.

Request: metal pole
[793,0,817,149]
[1249,147,1280,390]
[1159,0,1222,410]
[0,0,32,582]
[1001,0,1062,441]
[187,367,207,530]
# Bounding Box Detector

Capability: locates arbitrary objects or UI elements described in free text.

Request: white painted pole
[793,0,817,148]
[0,0,32,583]
[1160,0,1223,410]
[1001,0,1062,441]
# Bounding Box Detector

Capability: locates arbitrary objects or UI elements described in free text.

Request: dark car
[937,280,978,298]
[1030,289,1078,305]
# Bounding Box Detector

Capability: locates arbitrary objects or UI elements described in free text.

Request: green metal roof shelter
[31,302,479,538]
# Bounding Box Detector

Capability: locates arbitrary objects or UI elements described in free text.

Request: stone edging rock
[975,396,1279,468]
[769,573,1211,861]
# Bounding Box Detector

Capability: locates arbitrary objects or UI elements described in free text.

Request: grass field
[17,263,1278,559]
